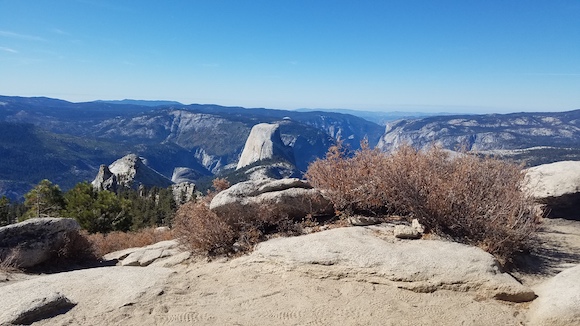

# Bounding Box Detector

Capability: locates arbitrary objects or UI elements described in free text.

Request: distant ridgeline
[0,95,579,200]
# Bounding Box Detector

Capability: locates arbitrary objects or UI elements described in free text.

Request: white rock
[524,161,580,198]
[0,291,75,325]
[245,227,534,302]
[0,266,173,324]
[394,224,421,239]
[149,251,192,268]
[236,123,294,170]
[210,178,334,221]
[529,264,580,326]
[109,240,183,267]
[412,218,425,233]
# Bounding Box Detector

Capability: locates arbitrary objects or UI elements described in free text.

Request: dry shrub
[173,182,306,256]
[84,227,174,258]
[0,249,21,272]
[211,178,231,193]
[306,142,540,265]
[56,230,99,262]
[173,200,236,256]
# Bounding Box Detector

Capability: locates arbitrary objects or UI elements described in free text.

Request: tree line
[0,179,179,233]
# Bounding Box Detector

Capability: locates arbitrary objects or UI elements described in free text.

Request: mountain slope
[0,96,383,199]
[377,110,580,165]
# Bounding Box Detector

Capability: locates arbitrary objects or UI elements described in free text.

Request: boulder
[243,226,535,302]
[528,264,580,326]
[209,178,334,221]
[103,240,188,267]
[0,266,173,324]
[236,123,295,170]
[0,218,80,268]
[0,292,76,325]
[524,161,580,219]
[394,225,421,239]
[412,218,425,233]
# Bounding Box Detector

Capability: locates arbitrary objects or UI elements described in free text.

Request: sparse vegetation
[173,178,304,256]
[83,227,175,258]
[306,141,540,265]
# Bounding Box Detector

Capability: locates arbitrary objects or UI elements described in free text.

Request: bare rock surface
[0,266,173,325]
[0,291,76,325]
[242,226,534,302]
[8,220,580,325]
[103,240,188,267]
[210,178,334,220]
[528,264,580,326]
[0,218,80,268]
[91,154,173,191]
[236,123,294,170]
[524,161,580,219]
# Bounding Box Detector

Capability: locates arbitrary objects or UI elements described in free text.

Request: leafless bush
[211,178,231,193]
[56,230,99,262]
[306,142,540,265]
[173,199,237,256]
[173,180,315,256]
[0,248,21,273]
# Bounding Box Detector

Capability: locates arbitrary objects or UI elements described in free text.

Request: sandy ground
[5,217,579,326]
[32,258,528,326]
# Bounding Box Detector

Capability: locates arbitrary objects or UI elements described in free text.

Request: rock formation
[102,240,191,268]
[529,264,580,325]
[171,182,197,205]
[524,160,580,219]
[209,178,333,221]
[91,154,173,191]
[171,167,203,183]
[236,123,295,170]
[376,110,580,161]
[0,218,80,268]
[0,266,173,325]
[245,226,535,302]
[91,165,118,192]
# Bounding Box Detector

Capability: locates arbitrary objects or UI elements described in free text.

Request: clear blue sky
[1,1,579,113]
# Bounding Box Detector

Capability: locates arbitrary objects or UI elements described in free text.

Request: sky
[0,1,579,113]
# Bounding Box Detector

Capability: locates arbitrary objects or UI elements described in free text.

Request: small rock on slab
[394,225,421,239]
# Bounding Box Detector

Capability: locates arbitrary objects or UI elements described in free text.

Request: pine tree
[62,182,132,233]
[22,179,65,220]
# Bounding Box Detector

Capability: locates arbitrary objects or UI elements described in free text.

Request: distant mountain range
[0,95,579,200]
[95,99,183,107]
[295,108,452,125]
[0,95,382,199]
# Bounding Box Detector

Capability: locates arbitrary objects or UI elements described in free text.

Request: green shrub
[306,142,540,265]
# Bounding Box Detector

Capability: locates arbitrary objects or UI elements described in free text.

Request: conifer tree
[22,179,65,220]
